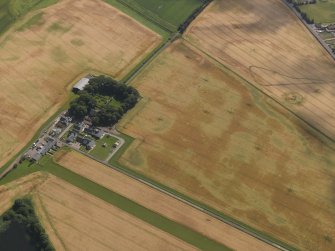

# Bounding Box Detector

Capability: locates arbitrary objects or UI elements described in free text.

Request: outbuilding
[72,77,91,93]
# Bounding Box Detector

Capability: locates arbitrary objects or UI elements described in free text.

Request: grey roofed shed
[72,77,91,92]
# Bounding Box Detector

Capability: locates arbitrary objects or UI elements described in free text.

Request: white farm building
[72,76,92,92]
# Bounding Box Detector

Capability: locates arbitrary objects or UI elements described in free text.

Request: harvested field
[0,172,46,215]
[0,0,161,168]
[118,40,335,250]
[0,173,197,251]
[55,150,275,251]
[34,175,197,251]
[114,0,204,31]
[185,0,335,141]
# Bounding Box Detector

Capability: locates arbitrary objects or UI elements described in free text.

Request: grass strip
[107,136,298,251]
[1,156,231,251]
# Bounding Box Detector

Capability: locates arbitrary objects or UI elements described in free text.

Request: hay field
[0,172,46,215]
[0,0,161,168]
[118,40,335,250]
[0,173,196,251]
[185,0,335,141]
[33,175,196,251]
[54,150,275,251]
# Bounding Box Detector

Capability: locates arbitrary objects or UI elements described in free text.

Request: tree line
[69,75,140,126]
[286,0,316,24]
[0,198,55,251]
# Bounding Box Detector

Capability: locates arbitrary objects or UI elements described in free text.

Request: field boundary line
[34,191,69,251]
[183,38,335,147]
[43,155,231,251]
[68,139,295,251]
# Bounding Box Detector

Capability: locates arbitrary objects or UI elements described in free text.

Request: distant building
[49,128,62,137]
[84,127,104,139]
[81,138,96,150]
[56,116,71,128]
[87,140,96,150]
[66,131,77,143]
[73,122,85,132]
[326,24,335,32]
[72,76,92,93]
[30,138,56,161]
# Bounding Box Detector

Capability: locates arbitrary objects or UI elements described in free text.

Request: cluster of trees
[0,198,55,251]
[178,0,212,33]
[286,0,316,24]
[69,75,140,126]
[288,0,316,5]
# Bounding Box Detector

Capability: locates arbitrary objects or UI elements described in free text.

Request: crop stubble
[0,0,161,168]
[185,0,335,141]
[55,150,276,251]
[118,40,335,250]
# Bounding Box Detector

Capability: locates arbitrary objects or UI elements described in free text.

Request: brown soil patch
[185,0,335,141]
[118,40,335,250]
[0,0,161,168]
[55,149,276,250]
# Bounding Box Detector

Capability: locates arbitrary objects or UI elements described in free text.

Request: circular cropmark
[283,92,304,105]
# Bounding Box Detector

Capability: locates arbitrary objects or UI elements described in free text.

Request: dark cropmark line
[190,27,335,133]
[190,12,335,134]
[196,1,335,89]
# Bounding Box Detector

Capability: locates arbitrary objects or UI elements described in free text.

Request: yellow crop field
[54,150,275,251]
[34,175,196,251]
[118,40,335,250]
[0,173,196,251]
[0,0,161,168]
[186,0,335,141]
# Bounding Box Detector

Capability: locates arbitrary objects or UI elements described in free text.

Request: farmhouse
[30,138,56,161]
[73,122,85,132]
[85,127,104,139]
[326,24,335,32]
[72,76,92,93]
[77,137,96,150]
[56,115,71,128]
[66,131,78,143]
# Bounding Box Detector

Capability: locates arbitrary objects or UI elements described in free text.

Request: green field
[298,0,335,23]
[111,0,204,31]
[89,135,119,160]
[0,0,58,35]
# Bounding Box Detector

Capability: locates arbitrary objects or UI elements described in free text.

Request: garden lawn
[90,135,119,161]
[299,0,335,23]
